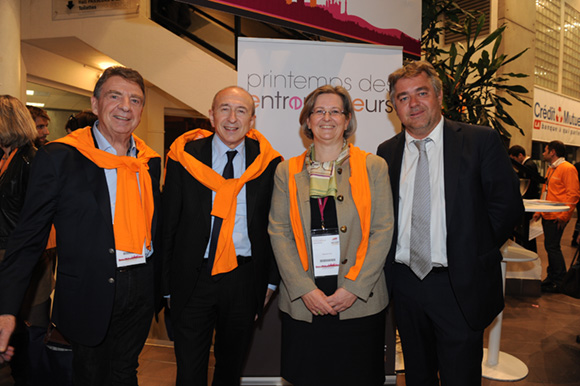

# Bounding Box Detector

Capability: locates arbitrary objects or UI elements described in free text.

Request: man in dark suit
[162,86,282,386]
[0,66,161,385]
[508,145,542,199]
[377,61,523,386]
[508,145,544,252]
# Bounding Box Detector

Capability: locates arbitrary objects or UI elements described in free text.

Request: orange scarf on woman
[54,127,160,254]
[167,129,281,275]
[288,144,371,281]
[0,148,18,177]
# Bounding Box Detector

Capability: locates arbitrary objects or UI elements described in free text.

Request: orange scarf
[167,129,281,275]
[0,148,18,177]
[288,144,371,281]
[54,127,160,254]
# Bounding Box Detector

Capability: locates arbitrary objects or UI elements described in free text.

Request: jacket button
[369,292,374,297]
[337,195,344,202]
[337,168,342,175]
[341,259,348,264]
[108,278,115,284]
[340,226,347,233]
[109,248,115,254]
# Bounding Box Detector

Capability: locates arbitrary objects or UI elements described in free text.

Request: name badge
[116,244,147,268]
[311,228,340,277]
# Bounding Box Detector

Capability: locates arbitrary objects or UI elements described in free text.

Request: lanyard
[317,197,329,230]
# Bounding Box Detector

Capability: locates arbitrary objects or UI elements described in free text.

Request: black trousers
[393,263,483,386]
[70,262,154,386]
[173,260,257,386]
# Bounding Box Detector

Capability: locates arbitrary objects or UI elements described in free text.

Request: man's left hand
[255,288,276,321]
[556,218,568,230]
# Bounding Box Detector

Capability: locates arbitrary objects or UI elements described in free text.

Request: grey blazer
[268,153,394,322]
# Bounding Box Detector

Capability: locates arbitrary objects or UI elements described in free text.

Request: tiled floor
[2,225,580,385]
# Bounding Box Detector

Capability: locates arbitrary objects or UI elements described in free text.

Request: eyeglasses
[310,109,345,117]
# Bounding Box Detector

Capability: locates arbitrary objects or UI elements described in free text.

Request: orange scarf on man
[167,128,281,275]
[54,127,159,254]
[288,144,371,281]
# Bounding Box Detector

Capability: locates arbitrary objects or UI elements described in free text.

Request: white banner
[532,87,580,146]
[238,38,402,159]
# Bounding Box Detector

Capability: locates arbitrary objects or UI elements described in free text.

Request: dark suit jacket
[162,135,281,321]
[0,139,161,346]
[377,118,524,330]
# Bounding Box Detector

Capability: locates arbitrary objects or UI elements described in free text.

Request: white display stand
[482,241,537,381]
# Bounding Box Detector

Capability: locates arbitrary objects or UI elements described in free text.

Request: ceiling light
[26,90,34,96]
[98,61,120,70]
[26,102,45,108]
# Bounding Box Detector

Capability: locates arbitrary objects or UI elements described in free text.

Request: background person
[268,85,394,386]
[508,144,543,252]
[0,95,38,383]
[377,61,523,386]
[65,110,98,134]
[533,140,580,293]
[26,106,50,147]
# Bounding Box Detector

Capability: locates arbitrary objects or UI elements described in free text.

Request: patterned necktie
[208,150,237,276]
[410,139,432,280]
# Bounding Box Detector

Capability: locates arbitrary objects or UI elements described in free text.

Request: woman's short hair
[388,61,442,105]
[299,85,357,140]
[0,95,38,148]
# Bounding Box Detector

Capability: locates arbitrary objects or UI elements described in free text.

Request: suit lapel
[80,155,113,228]
[443,119,463,229]
[245,137,260,228]
[390,133,406,216]
[185,136,213,232]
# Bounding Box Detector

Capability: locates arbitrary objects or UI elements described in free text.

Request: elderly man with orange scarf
[162,86,282,386]
[0,66,161,385]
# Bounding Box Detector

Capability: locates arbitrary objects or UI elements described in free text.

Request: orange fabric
[45,226,57,250]
[54,127,160,254]
[538,161,580,222]
[0,148,18,177]
[167,128,281,275]
[288,144,371,281]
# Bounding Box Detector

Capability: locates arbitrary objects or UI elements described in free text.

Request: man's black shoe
[541,283,560,293]
[541,278,553,287]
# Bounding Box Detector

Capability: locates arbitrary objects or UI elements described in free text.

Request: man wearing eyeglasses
[162,86,282,385]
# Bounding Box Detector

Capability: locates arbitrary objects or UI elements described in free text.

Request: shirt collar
[212,134,246,159]
[550,157,566,168]
[404,115,444,149]
[93,121,137,157]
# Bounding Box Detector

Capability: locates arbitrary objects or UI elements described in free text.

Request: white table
[482,200,569,381]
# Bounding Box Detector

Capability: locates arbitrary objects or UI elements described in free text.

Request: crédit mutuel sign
[533,87,580,146]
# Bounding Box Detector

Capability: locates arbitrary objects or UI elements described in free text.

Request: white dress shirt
[396,117,448,267]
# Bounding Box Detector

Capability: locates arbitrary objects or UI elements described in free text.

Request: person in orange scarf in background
[162,86,282,386]
[268,85,394,386]
[0,95,39,380]
[0,67,162,385]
